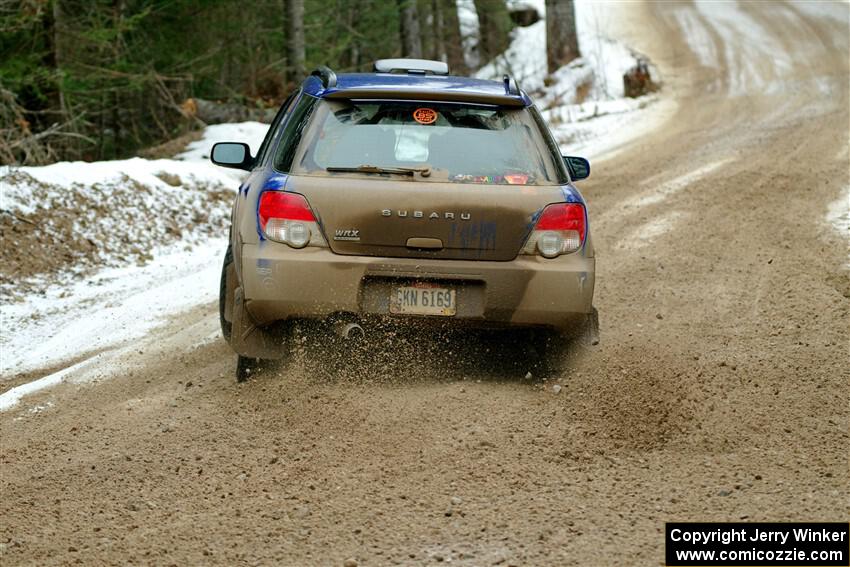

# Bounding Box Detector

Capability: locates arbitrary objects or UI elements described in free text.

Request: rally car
[212,58,598,381]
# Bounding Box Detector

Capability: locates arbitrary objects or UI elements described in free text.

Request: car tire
[236,354,282,383]
[219,245,234,342]
[236,355,258,382]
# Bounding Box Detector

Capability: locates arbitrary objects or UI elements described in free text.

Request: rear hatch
[286,175,566,261]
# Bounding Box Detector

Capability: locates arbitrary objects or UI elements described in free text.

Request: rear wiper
[326,164,431,177]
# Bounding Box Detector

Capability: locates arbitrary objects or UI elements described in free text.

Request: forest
[0,0,579,165]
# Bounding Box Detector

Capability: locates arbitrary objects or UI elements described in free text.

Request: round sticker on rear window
[413,108,438,124]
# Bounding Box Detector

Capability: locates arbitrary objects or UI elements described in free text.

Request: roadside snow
[473,0,663,159]
[177,122,268,162]
[2,122,267,216]
[477,0,643,97]
[0,122,267,300]
[0,238,225,380]
[1,122,267,387]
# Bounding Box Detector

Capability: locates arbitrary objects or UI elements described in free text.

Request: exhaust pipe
[333,321,365,340]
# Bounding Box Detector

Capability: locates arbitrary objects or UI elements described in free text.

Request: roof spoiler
[310,65,337,88]
[373,58,449,76]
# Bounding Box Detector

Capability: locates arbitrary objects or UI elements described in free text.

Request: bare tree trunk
[275,0,289,87]
[443,0,468,74]
[398,0,423,58]
[347,0,361,70]
[287,0,306,83]
[431,0,446,63]
[545,0,579,74]
[51,0,69,117]
[473,0,511,64]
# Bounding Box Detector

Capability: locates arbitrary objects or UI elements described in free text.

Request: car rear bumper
[240,243,595,332]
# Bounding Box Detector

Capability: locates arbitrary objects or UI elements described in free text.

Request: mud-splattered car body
[212,60,597,380]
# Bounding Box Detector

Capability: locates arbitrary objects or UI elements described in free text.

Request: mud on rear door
[286,175,566,262]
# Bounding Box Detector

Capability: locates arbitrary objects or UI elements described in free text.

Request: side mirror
[211,142,254,170]
[563,156,590,181]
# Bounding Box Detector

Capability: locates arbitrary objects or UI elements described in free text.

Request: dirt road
[2,2,848,565]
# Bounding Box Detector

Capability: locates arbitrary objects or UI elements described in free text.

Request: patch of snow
[456,0,481,69]
[2,121,266,216]
[545,94,661,158]
[826,186,850,265]
[693,0,793,97]
[1,122,267,300]
[629,159,733,209]
[470,0,666,160]
[616,211,687,250]
[0,358,92,411]
[475,7,546,90]
[789,0,850,25]
[177,121,268,162]
[669,6,720,70]
[0,237,225,380]
[476,0,645,99]
[596,159,733,226]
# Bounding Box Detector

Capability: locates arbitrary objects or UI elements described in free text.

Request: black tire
[236,355,257,382]
[236,355,280,383]
[219,245,234,341]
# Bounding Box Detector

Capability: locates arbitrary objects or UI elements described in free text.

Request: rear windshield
[290,100,564,185]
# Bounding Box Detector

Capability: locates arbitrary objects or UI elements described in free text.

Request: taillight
[522,203,586,258]
[258,191,326,248]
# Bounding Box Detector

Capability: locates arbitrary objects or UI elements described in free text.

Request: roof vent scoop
[503,74,520,95]
[373,58,449,76]
[311,65,338,88]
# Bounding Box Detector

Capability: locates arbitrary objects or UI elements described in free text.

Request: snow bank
[1,123,266,383]
[0,237,224,381]
[0,122,267,298]
[475,0,647,99]
[2,121,267,216]
[473,0,661,158]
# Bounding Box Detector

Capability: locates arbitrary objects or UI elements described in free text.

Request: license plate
[390,285,456,316]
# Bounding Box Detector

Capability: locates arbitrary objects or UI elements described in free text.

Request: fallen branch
[181,98,277,125]
[0,208,37,225]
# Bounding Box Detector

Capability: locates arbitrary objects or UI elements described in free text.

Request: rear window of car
[290,100,564,185]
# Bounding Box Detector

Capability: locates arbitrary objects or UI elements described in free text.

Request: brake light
[258,191,326,248]
[523,203,586,258]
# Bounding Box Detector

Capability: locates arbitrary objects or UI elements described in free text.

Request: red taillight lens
[258,191,316,228]
[523,203,587,258]
[535,203,586,240]
[258,191,323,248]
